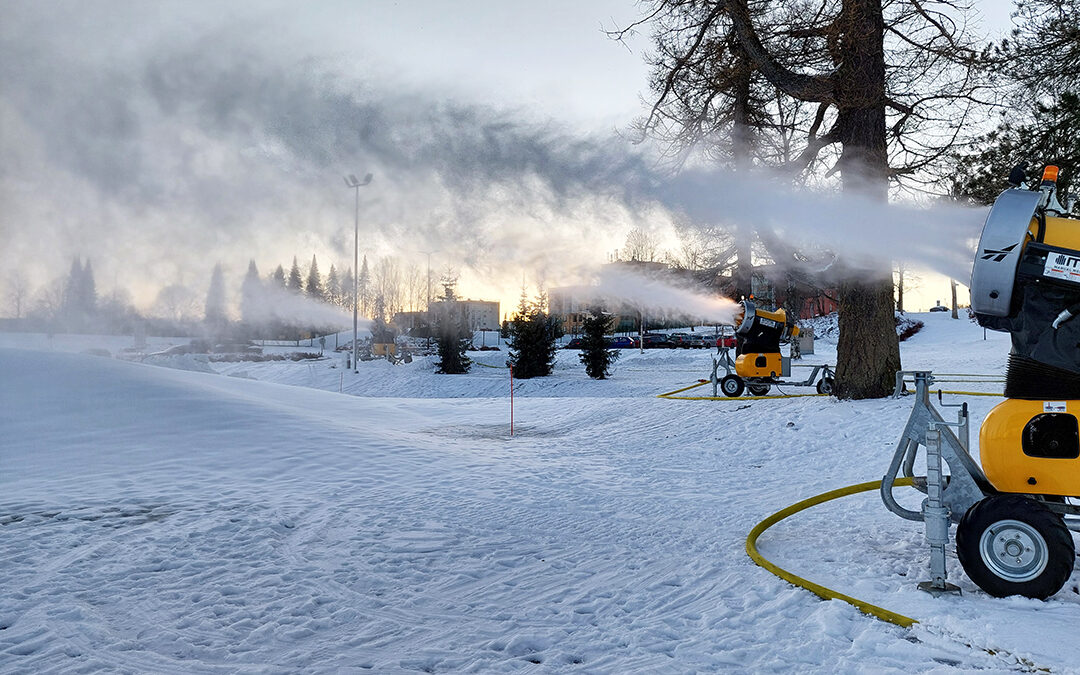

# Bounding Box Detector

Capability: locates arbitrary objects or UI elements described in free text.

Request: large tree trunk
[832,0,901,399]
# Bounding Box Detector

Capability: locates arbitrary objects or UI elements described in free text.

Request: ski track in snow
[2,314,1078,672]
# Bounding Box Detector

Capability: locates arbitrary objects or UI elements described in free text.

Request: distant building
[427,299,501,332]
[548,284,632,335]
[392,311,427,333]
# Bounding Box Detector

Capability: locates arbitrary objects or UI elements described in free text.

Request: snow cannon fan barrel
[733,299,799,379]
[970,165,1080,398]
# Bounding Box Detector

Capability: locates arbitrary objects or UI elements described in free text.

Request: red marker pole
[509,365,514,436]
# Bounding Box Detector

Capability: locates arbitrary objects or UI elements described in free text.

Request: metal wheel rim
[722,379,740,394]
[979,518,1049,582]
[819,379,833,394]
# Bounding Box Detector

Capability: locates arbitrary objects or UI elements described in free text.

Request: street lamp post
[344,173,373,374]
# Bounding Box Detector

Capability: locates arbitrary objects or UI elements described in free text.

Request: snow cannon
[733,299,799,379]
[884,166,1080,600]
[970,164,1080,497]
[712,300,834,397]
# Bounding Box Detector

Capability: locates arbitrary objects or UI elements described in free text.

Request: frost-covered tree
[326,264,341,306]
[286,257,304,294]
[621,228,661,262]
[62,256,96,315]
[4,270,29,319]
[270,264,286,288]
[204,263,227,326]
[81,260,97,314]
[340,266,355,310]
[305,255,325,301]
[439,267,460,302]
[240,260,262,324]
[358,256,372,317]
[153,284,200,322]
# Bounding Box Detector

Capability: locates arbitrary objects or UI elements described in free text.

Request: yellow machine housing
[1034,215,1080,250]
[735,352,787,378]
[980,398,1080,496]
[372,343,397,357]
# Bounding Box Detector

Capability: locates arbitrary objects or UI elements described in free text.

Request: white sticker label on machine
[1044,401,1067,413]
[1043,253,1080,282]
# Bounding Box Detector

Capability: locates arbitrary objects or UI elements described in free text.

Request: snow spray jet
[655,170,987,284]
[0,22,652,306]
[2,5,987,313]
[240,284,359,331]
[572,267,741,325]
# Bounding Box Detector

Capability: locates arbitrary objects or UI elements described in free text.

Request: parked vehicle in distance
[684,334,710,349]
[667,333,692,348]
[605,336,639,349]
[716,327,737,349]
[641,334,673,349]
[565,338,584,349]
[668,333,709,348]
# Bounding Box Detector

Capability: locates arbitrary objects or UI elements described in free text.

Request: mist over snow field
[3,313,1080,673]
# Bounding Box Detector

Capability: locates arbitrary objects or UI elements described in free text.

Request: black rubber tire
[816,377,835,395]
[956,495,1075,599]
[747,383,771,396]
[720,375,745,398]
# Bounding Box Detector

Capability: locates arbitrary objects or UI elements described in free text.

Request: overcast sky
[0,1,1021,315]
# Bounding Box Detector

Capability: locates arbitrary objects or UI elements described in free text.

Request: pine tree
[241,260,262,323]
[326,264,341,306]
[305,255,325,301]
[80,259,97,313]
[287,257,304,294]
[204,263,227,326]
[341,267,355,310]
[435,303,472,374]
[439,268,460,302]
[62,256,82,314]
[507,296,563,379]
[579,310,619,379]
[358,256,371,317]
[270,265,286,288]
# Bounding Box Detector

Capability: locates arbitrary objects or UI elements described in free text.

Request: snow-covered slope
[3,314,1077,673]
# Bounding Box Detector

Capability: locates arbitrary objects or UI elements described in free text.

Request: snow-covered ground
[3,312,1078,673]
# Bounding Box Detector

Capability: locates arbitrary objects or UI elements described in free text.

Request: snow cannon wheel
[720,375,745,397]
[816,377,835,395]
[956,495,1075,599]
[747,383,771,396]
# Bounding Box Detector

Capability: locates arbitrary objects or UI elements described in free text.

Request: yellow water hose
[746,478,918,628]
[658,380,1004,401]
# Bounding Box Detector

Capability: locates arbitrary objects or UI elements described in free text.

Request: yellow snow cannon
[713,299,834,397]
[883,165,1080,599]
